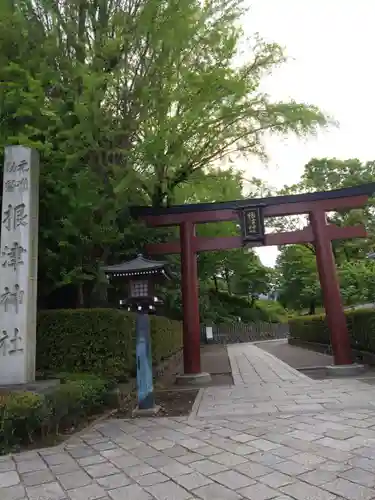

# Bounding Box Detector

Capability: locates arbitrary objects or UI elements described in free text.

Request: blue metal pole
[135,312,155,409]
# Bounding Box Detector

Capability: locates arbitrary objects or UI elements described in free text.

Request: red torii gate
[135,183,375,377]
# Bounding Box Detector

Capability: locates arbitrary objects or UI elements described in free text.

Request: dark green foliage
[0,374,109,452]
[46,377,108,433]
[0,392,49,448]
[200,290,286,324]
[150,315,183,365]
[37,309,182,380]
[289,308,375,352]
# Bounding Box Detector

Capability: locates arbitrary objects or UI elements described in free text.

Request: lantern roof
[102,254,170,278]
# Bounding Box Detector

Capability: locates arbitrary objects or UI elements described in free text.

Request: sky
[240,0,375,267]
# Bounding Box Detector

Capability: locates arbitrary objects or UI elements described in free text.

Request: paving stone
[211,451,248,466]
[323,478,375,500]
[17,459,47,473]
[180,439,206,451]
[281,480,336,500]
[144,455,176,468]
[97,472,133,490]
[21,469,54,486]
[272,459,312,476]
[192,482,243,499]
[149,439,176,451]
[14,451,40,462]
[109,454,142,469]
[272,446,298,459]
[68,446,96,459]
[160,462,193,478]
[0,471,20,488]
[235,461,273,478]
[50,461,81,475]
[136,472,169,487]
[316,437,359,452]
[355,446,375,459]
[108,484,152,500]
[211,470,255,490]
[164,445,190,457]
[0,460,16,472]
[100,448,128,459]
[174,471,213,490]
[92,441,118,451]
[339,467,375,488]
[237,482,279,500]
[258,471,295,488]
[44,453,74,466]
[213,427,239,437]
[0,484,26,500]
[57,470,92,489]
[85,462,119,478]
[230,433,255,443]
[248,452,284,466]
[189,459,228,475]
[226,443,259,456]
[194,445,222,456]
[26,481,66,500]
[78,454,108,466]
[125,464,156,478]
[324,428,357,440]
[176,453,204,464]
[317,461,350,473]
[67,483,107,500]
[131,445,161,459]
[146,480,191,500]
[287,430,320,442]
[290,452,327,466]
[298,469,338,486]
[348,456,375,472]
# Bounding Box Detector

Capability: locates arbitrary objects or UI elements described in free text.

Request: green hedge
[0,374,111,453]
[289,308,375,352]
[37,309,182,379]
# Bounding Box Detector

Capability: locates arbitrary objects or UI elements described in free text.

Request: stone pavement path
[3,344,375,500]
[254,339,334,369]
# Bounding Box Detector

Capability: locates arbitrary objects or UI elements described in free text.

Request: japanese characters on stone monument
[0,146,39,384]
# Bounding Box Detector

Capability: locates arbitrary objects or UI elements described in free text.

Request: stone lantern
[103,254,171,415]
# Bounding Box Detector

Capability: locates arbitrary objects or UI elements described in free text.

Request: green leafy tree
[276,245,321,314]
[0,0,329,310]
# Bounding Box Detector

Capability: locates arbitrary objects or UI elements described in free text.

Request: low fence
[201,322,289,344]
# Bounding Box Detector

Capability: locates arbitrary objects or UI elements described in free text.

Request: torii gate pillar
[310,209,352,364]
[180,221,202,374]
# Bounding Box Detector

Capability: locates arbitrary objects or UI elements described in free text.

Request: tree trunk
[213,275,219,292]
[308,300,316,315]
[77,283,84,308]
[224,267,231,295]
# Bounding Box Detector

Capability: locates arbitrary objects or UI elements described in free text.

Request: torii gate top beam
[133,183,375,227]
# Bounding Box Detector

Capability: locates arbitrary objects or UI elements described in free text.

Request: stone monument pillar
[0,146,39,385]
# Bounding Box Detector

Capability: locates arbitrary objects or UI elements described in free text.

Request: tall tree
[0,0,330,308]
[276,245,321,314]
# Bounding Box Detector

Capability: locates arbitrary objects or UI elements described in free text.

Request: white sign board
[206,326,213,340]
[0,146,39,385]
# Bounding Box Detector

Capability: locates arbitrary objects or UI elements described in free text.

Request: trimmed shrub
[150,315,183,364]
[0,374,110,452]
[289,308,375,353]
[37,309,182,379]
[0,392,49,447]
[46,376,108,433]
